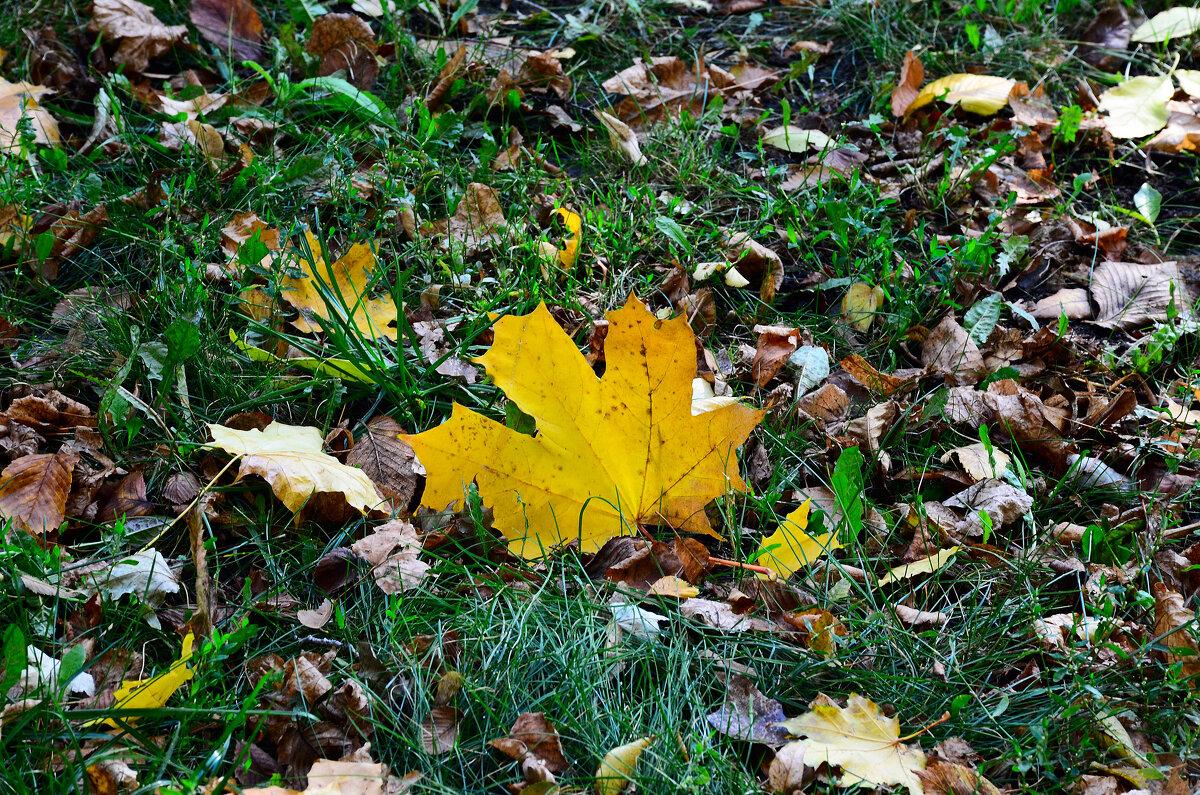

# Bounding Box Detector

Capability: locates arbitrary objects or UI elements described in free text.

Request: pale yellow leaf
[777,693,926,794]
[754,500,842,579]
[1098,75,1173,138]
[841,282,886,332]
[761,126,833,152]
[595,110,647,166]
[206,422,382,514]
[0,80,61,155]
[595,737,652,795]
[405,296,763,558]
[878,547,960,586]
[1177,69,1200,97]
[280,230,399,341]
[648,575,699,599]
[908,74,1015,116]
[1131,6,1200,42]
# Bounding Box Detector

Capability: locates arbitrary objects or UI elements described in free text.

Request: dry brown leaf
[891,49,924,117]
[297,598,334,629]
[1029,288,1092,321]
[420,706,460,755]
[88,0,190,72]
[346,416,422,510]
[242,758,410,795]
[1081,5,1130,70]
[839,354,910,396]
[768,742,812,792]
[940,443,1009,481]
[705,674,790,747]
[160,120,225,163]
[751,325,799,387]
[307,13,379,90]
[721,232,783,303]
[680,598,775,633]
[0,80,60,155]
[601,55,761,125]
[424,183,508,251]
[1089,260,1192,329]
[488,712,570,774]
[594,110,647,166]
[1153,582,1200,682]
[921,317,985,385]
[32,202,109,281]
[917,759,1001,795]
[0,449,78,535]
[350,520,430,594]
[190,0,263,61]
[1146,100,1200,152]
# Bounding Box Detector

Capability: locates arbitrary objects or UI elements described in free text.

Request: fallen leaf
[840,354,910,396]
[595,110,647,166]
[917,759,1001,795]
[1089,260,1192,329]
[754,501,842,579]
[921,316,986,385]
[908,74,1016,116]
[751,325,799,387]
[243,759,412,795]
[345,416,422,509]
[6,391,95,432]
[648,575,699,599]
[778,693,927,793]
[721,232,783,303]
[297,598,334,629]
[280,231,398,340]
[351,520,431,594]
[189,0,263,61]
[1098,75,1173,138]
[1082,6,1131,69]
[424,182,508,251]
[891,49,924,117]
[205,421,383,514]
[489,712,570,774]
[1131,6,1200,42]
[0,449,78,535]
[768,742,812,792]
[86,759,139,794]
[842,282,886,332]
[1153,582,1200,681]
[944,478,1032,536]
[421,706,460,754]
[81,549,181,610]
[1146,99,1200,151]
[706,674,790,747]
[762,126,833,152]
[554,208,582,268]
[1029,287,1092,321]
[88,0,190,73]
[405,296,762,558]
[0,80,60,155]
[789,345,830,397]
[306,13,379,90]
[680,598,775,632]
[93,633,195,727]
[595,737,652,795]
[940,443,1010,481]
[878,547,960,586]
[20,645,96,696]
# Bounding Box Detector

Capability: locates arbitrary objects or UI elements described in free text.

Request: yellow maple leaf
[92,633,195,728]
[206,421,382,513]
[280,230,398,340]
[841,282,885,332]
[405,295,763,558]
[907,74,1016,116]
[754,500,842,579]
[777,693,927,794]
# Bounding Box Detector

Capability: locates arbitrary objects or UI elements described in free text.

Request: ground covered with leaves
[2,0,1200,792]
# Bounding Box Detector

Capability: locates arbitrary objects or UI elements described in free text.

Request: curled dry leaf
[595,110,647,166]
[81,549,181,610]
[917,759,1002,795]
[751,325,799,387]
[205,421,383,514]
[721,231,783,303]
[350,520,431,594]
[297,598,335,629]
[1029,288,1092,321]
[0,449,78,535]
[0,80,60,155]
[940,443,1010,481]
[944,478,1032,536]
[307,13,379,90]
[243,759,411,795]
[777,693,927,794]
[891,49,925,117]
[280,230,398,341]
[489,712,570,774]
[1089,260,1192,329]
[405,296,762,558]
[421,706,461,754]
[424,182,508,251]
[88,0,190,72]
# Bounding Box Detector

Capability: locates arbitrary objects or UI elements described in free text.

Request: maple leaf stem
[709,555,777,579]
[897,710,951,742]
[136,453,245,554]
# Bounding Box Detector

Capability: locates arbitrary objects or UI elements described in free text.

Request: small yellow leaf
[777,694,926,794]
[556,208,582,268]
[280,230,398,341]
[841,282,886,332]
[877,547,960,586]
[0,80,61,155]
[206,421,382,514]
[93,633,195,727]
[907,74,1016,116]
[1098,75,1173,138]
[648,575,699,599]
[595,737,652,795]
[754,500,842,579]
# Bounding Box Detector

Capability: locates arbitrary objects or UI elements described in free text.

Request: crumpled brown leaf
[423,183,507,252]
[488,711,570,778]
[944,478,1032,537]
[1153,582,1200,682]
[1089,260,1193,330]
[751,325,799,387]
[350,520,431,594]
[88,0,190,73]
[922,317,986,385]
[721,231,783,304]
[307,13,379,90]
[602,55,777,126]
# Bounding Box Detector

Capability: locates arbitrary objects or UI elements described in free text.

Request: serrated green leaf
[964,293,1004,345]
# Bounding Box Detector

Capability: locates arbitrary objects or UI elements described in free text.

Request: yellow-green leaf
[762,126,833,153]
[907,74,1016,116]
[754,500,842,579]
[877,547,960,586]
[404,296,763,558]
[841,282,886,332]
[206,421,382,514]
[1131,6,1200,42]
[595,737,652,795]
[92,633,195,727]
[1098,75,1173,138]
[231,329,374,383]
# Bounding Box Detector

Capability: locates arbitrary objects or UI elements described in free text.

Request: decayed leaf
[762,126,833,152]
[280,231,398,340]
[421,706,460,754]
[940,443,1009,481]
[842,283,886,332]
[205,421,383,514]
[307,13,379,89]
[877,547,960,586]
[1029,288,1092,321]
[595,737,652,795]
[891,49,925,117]
[706,674,790,747]
[351,520,430,594]
[88,0,190,73]
[297,598,334,629]
[777,693,927,794]
[0,80,60,155]
[93,633,195,727]
[944,478,1033,536]
[648,575,699,598]
[751,325,799,387]
[424,182,508,251]
[595,110,647,166]
[754,500,842,579]
[1089,260,1192,329]
[908,74,1016,116]
[0,450,78,535]
[489,712,570,774]
[768,742,812,792]
[1153,582,1200,681]
[345,416,423,509]
[1098,75,1173,138]
[243,759,412,795]
[921,317,985,385]
[1131,6,1200,42]
[917,759,1001,795]
[405,296,762,558]
[189,0,263,61]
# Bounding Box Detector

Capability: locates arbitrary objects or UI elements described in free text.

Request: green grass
[2,0,1200,791]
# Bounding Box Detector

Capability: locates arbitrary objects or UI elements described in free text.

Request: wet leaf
[405,296,762,558]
